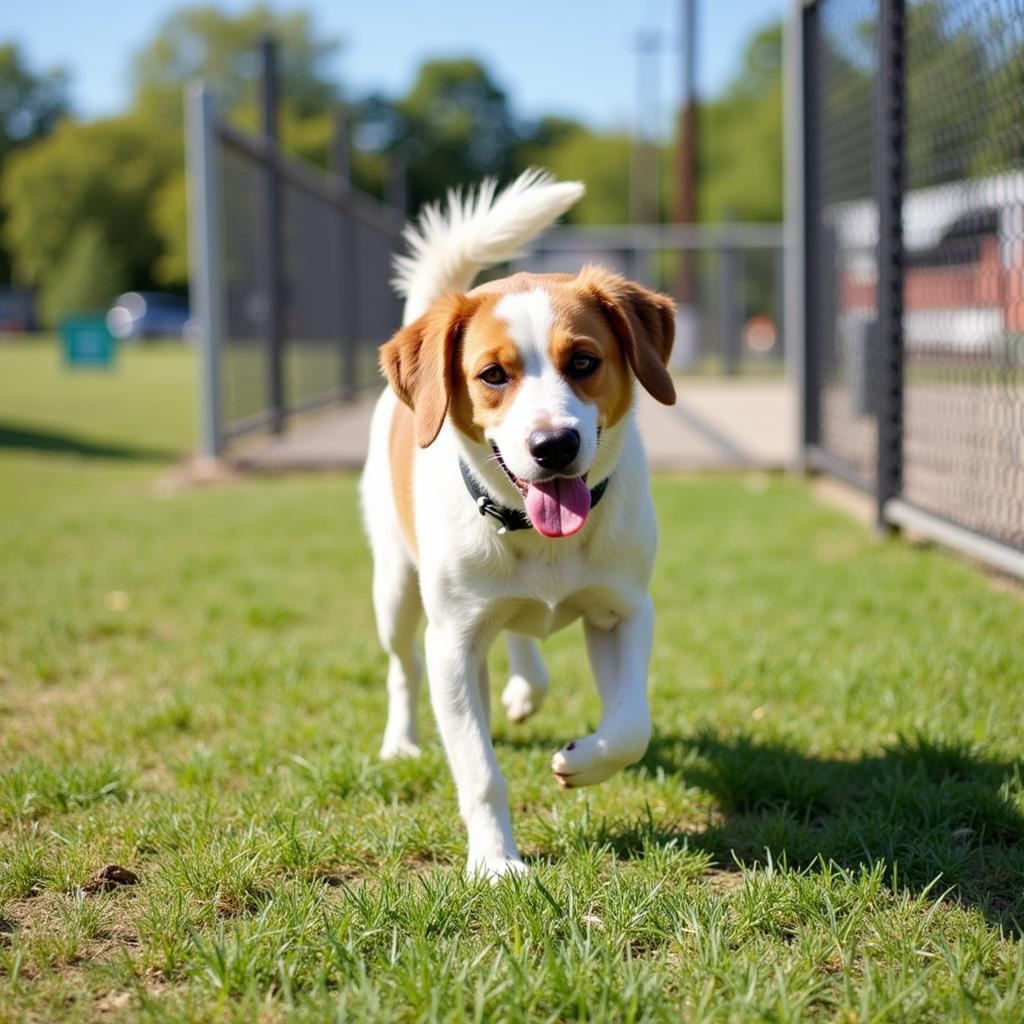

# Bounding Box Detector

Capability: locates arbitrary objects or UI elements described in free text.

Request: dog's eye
[568,353,600,378]
[478,364,509,387]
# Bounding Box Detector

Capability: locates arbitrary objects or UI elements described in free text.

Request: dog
[361,170,676,877]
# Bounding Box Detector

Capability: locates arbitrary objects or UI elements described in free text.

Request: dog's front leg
[424,623,525,878]
[550,596,654,788]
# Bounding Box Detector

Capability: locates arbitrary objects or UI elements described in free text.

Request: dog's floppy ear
[379,292,475,448]
[578,265,676,405]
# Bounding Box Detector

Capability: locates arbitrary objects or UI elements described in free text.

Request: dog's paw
[550,730,646,789]
[466,855,528,882]
[501,674,545,723]
[379,735,421,761]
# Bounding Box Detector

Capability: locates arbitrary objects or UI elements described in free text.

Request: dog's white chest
[491,577,626,639]
[501,597,581,638]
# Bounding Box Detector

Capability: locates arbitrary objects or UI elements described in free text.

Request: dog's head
[380,266,676,537]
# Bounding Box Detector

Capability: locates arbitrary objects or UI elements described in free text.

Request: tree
[0,44,69,282]
[130,3,341,130]
[1,115,174,289]
[522,125,634,224]
[0,44,68,164]
[131,4,346,286]
[355,59,527,213]
[39,223,127,326]
[1,4,344,294]
[693,23,784,223]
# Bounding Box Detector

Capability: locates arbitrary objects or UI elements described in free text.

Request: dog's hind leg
[374,550,423,760]
[501,632,549,724]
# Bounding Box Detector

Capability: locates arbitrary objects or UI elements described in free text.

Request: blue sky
[7,0,782,134]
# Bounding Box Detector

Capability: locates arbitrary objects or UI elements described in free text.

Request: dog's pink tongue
[524,477,591,538]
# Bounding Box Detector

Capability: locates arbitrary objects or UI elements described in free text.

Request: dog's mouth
[491,444,591,539]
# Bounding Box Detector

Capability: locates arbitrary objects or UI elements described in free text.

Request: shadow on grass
[499,728,1024,930]
[0,421,176,461]
[629,730,1024,930]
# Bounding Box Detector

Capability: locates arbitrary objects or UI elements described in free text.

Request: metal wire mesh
[281,178,343,412]
[808,0,880,486]
[216,130,402,440]
[901,0,1024,549]
[218,143,271,431]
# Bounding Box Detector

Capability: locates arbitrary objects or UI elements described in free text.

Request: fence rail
[521,223,786,377]
[795,0,1024,577]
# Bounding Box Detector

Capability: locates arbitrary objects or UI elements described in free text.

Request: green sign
[62,316,116,368]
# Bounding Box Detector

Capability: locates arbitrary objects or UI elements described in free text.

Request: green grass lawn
[0,336,196,458]
[2,339,1024,1021]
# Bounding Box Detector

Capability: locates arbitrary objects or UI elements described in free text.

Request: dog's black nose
[528,428,580,471]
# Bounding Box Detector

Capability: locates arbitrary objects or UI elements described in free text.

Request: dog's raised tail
[391,168,585,325]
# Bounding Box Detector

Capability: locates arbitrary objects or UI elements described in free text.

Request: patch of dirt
[83,865,139,894]
[152,456,239,499]
[701,868,745,893]
[94,990,133,1014]
[811,476,874,526]
[309,864,365,887]
[3,891,141,973]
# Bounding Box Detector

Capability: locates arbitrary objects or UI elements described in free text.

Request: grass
[2,338,1024,1021]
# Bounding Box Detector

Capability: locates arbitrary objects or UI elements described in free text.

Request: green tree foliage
[38,223,127,325]
[0,44,69,282]
[2,115,173,289]
[814,0,1001,198]
[133,4,345,287]
[0,6,795,303]
[0,44,68,163]
[355,59,527,213]
[522,125,633,224]
[130,3,340,130]
[1,4,343,293]
[904,0,994,187]
[693,23,783,223]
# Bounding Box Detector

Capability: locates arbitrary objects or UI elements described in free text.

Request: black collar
[459,458,610,535]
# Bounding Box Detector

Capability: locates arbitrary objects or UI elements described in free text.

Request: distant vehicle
[106,292,195,340]
[0,287,37,332]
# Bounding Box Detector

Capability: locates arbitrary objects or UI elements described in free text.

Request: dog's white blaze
[492,288,598,478]
[494,289,554,373]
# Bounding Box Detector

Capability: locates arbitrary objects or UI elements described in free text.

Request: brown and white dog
[361,171,676,876]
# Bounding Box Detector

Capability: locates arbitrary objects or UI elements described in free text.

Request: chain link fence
[797,0,1024,574]
[187,78,403,455]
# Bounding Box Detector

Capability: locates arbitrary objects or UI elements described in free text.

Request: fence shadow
[604,729,1024,931]
[0,422,175,462]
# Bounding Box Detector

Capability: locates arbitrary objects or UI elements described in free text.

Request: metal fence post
[796,1,820,455]
[874,0,906,529]
[720,241,742,375]
[332,113,359,401]
[261,36,286,434]
[786,1,809,461]
[185,82,224,459]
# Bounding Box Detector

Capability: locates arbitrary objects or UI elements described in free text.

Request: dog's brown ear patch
[577,265,676,405]
[379,292,475,447]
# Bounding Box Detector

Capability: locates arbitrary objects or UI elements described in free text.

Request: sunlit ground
[2,339,1023,1021]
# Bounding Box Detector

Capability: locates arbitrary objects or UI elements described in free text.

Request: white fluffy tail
[392,168,585,325]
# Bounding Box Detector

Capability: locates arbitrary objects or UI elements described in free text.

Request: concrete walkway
[229,377,796,473]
